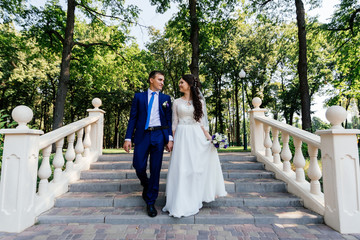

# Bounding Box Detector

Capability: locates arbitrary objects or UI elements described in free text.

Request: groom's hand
[123,141,132,153]
[166,141,174,152]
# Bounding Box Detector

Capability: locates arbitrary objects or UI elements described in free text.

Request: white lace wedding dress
[162,98,227,218]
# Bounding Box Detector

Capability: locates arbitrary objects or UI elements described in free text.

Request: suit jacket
[125,91,172,145]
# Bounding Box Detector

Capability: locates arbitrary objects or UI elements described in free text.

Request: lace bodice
[172,98,209,132]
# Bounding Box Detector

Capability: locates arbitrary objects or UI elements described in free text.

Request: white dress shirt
[147,89,161,128]
[125,89,173,142]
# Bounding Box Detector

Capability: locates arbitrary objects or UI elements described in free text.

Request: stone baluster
[293,137,305,182]
[0,106,43,232]
[280,133,292,172]
[87,98,105,156]
[52,138,64,183]
[83,125,91,157]
[264,125,272,158]
[65,133,76,171]
[38,145,52,196]
[317,106,360,233]
[75,128,84,165]
[249,97,266,155]
[307,145,322,195]
[271,128,281,164]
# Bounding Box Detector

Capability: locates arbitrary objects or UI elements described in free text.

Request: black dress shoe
[147,204,157,217]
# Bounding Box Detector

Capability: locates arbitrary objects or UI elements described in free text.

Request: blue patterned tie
[145,92,156,130]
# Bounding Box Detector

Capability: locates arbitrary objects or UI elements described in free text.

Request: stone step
[89,161,265,171]
[37,206,323,225]
[234,178,287,193]
[69,178,286,194]
[37,153,324,228]
[69,179,236,193]
[80,169,274,180]
[98,153,257,162]
[55,192,303,208]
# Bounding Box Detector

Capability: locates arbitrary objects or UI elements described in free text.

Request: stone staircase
[37,152,324,224]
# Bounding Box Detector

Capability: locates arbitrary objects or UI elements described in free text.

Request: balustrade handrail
[254,115,321,148]
[250,97,360,234]
[0,98,105,233]
[39,115,100,149]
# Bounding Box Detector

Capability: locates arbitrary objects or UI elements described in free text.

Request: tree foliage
[0,0,359,153]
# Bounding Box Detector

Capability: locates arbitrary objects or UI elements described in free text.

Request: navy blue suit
[125,91,172,205]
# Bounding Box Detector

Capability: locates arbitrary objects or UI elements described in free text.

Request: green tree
[325,0,360,125]
[150,0,237,79]
[146,27,191,98]
[24,0,139,130]
[249,0,323,131]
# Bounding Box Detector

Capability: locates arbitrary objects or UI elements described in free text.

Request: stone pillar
[316,106,360,234]
[0,106,43,233]
[87,98,105,156]
[249,97,266,155]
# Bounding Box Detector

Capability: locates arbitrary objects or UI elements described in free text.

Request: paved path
[1,223,360,240]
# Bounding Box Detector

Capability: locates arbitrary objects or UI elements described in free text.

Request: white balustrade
[280,133,292,172]
[75,128,84,165]
[271,128,281,164]
[249,97,360,234]
[293,137,306,182]
[0,106,43,233]
[53,138,65,183]
[307,145,321,195]
[264,125,272,158]
[83,125,91,157]
[0,98,105,233]
[38,145,52,196]
[317,106,360,234]
[250,97,266,155]
[65,133,76,171]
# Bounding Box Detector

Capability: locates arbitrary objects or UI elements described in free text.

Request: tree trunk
[189,0,199,79]
[114,108,120,148]
[295,0,311,131]
[218,76,224,132]
[234,78,240,146]
[52,0,76,130]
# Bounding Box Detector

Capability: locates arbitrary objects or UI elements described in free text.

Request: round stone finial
[12,105,33,129]
[92,98,102,109]
[252,97,262,109]
[325,106,347,129]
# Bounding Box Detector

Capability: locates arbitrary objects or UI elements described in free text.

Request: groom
[123,70,173,217]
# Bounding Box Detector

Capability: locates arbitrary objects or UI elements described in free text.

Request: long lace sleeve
[200,100,209,132]
[172,99,179,132]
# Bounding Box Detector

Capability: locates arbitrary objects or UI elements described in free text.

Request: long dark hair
[182,74,203,122]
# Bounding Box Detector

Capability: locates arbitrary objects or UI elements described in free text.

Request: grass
[103,148,128,154]
[102,146,251,154]
[218,146,251,152]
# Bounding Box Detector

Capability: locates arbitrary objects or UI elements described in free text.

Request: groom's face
[150,73,165,92]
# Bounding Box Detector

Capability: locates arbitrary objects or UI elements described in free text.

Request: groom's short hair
[148,70,164,83]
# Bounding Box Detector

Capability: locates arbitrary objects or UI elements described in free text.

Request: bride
[162,74,227,218]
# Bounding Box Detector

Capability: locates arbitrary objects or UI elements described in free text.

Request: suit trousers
[133,129,165,205]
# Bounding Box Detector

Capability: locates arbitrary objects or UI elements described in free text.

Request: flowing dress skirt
[162,124,227,218]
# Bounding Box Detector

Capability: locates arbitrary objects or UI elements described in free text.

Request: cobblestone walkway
[1,223,360,240]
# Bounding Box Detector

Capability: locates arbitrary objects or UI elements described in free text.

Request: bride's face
[179,79,190,93]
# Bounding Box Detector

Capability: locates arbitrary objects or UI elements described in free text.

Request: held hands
[166,141,174,152]
[123,141,132,153]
